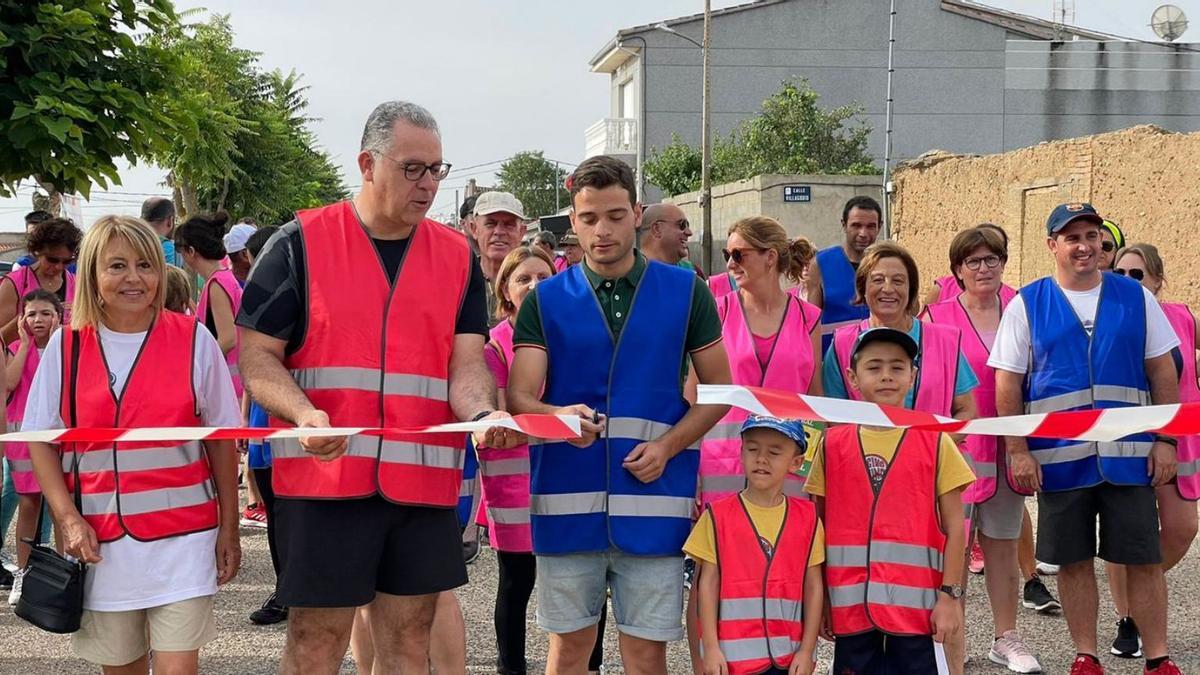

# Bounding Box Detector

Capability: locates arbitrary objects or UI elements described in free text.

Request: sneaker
[240,503,268,529]
[1145,658,1183,675]
[7,568,24,606]
[989,631,1043,673]
[462,537,480,564]
[1036,560,1060,575]
[968,541,986,574]
[248,592,288,625]
[0,551,16,573]
[1111,616,1142,658]
[1069,655,1105,675]
[1022,576,1062,613]
[0,566,12,591]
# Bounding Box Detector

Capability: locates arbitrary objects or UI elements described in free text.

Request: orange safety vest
[823,425,946,637]
[712,494,816,674]
[61,312,218,543]
[269,201,471,506]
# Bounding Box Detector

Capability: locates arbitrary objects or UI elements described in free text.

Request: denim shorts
[535,549,685,642]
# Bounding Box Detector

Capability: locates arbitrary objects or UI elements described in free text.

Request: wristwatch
[471,410,496,422]
[939,584,964,599]
[1154,434,1178,447]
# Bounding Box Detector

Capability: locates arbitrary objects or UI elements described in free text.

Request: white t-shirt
[22,323,241,612]
[989,280,1180,375]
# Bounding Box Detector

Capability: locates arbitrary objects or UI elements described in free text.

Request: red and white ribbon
[697,385,1200,442]
[0,413,582,444]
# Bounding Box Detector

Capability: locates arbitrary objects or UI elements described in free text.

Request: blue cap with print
[1046,202,1103,236]
[740,415,808,452]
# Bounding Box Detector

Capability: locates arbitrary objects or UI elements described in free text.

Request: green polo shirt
[513,253,723,366]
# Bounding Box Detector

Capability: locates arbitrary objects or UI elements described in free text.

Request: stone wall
[891,125,1200,308]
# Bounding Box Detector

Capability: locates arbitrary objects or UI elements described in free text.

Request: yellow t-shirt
[683,495,825,567]
[803,427,975,498]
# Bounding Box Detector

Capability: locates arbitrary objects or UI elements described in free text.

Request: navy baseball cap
[1046,202,1103,236]
[852,327,919,364]
[740,415,808,452]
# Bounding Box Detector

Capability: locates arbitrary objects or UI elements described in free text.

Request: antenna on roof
[1151,4,1189,42]
[1051,0,1076,40]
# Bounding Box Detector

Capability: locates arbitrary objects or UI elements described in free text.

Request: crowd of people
[0,99,1195,675]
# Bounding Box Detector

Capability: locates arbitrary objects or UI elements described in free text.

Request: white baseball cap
[473,191,526,220]
[224,223,257,254]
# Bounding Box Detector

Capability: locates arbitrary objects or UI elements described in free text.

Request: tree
[496,151,569,220]
[0,0,179,211]
[643,78,877,196]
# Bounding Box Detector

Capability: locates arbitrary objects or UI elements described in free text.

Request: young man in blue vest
[508,155,733,674]
[990,203,1181,675]
[806,195,882,354]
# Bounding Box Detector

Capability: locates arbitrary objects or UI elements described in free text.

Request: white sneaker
[7,568,25,606]
[1035,561,1059,575]
[989,630,1042,673]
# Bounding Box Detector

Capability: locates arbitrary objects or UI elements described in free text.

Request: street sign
[783,185,811,203]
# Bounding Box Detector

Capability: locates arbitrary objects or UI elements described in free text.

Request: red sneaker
[1145,659,1183,675]
[1070,656,1105,675]
[240,503,268,529]
[968,540,986,574]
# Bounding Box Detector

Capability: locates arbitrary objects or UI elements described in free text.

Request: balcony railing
[584,118,638,158]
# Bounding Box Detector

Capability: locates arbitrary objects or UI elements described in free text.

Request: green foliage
[0,0,178,198]
[495,151,569,220]
[643,78,877,196]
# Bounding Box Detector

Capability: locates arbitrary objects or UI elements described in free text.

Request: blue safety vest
[1023,274,1153,491]
[817,245,869,354]
[531,261,697,556]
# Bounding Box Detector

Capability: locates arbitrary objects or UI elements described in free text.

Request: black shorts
[1036,483,1161,566]
[274,495,468,607]
[832,630,936,675]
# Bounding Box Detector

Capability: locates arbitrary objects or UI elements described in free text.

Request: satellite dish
[1151,4,1189,42]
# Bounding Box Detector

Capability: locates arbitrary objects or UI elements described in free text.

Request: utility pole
[881,0,897,239]
[700,0,713,272]
[554,161,561,212]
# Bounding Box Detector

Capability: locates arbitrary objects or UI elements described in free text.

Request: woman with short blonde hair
[26,215,242,675]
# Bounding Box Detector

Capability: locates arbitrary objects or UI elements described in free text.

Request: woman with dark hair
[175,212,243,397]
[924,223,1015,307]
[0,217,82,343]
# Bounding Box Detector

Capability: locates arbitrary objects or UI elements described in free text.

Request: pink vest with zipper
[831,319,961,417]
[478,320,533,551]
[698,292,819,507]
[4,340,42,493]
[1163,302,1200,501]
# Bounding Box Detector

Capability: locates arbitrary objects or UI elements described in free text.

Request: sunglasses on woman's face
[1114,267,1145,281]
[722,247,761,264]
[1100,241,1115,253]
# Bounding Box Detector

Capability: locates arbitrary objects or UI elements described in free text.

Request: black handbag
[14,330,88,633]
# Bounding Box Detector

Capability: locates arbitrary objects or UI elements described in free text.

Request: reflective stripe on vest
[531,260,696,556]
[1023,275,1154,490]
[712,494,816,674]
[60,312,218,543]
[272,202,469,504]
[823,425,945,637]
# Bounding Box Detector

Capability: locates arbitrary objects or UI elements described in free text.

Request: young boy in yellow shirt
[805,327,973,675]
[684,416,824,675]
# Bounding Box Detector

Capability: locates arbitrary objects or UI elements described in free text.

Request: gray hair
[360,101,439,154]
[533,230,558,248]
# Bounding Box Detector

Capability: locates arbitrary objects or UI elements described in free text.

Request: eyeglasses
[1114,267,1145,281]
[653,218,690,232]
[42,254,75,265]
[375,154,452,181]
[1101,241,1115,253]
[963,254,1003,271]
[722,247,762,264]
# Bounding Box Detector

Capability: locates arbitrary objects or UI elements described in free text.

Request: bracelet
[471,410,496,422]
[1154,434,1178,447]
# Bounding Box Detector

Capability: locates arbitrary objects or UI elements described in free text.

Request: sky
[2,0,1195,230]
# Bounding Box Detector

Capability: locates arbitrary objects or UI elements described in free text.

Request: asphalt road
[2,507,1196,674]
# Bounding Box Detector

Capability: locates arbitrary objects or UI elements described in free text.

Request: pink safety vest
[831,318,961,416]
[933,275,1018,306]
[4,340,42,494]
[922,295,1029,503]
[195,267,243,397]
[478,320,533,551]
[699,292,820,506]
[2,265,75,326]
[1163,302,1200,501]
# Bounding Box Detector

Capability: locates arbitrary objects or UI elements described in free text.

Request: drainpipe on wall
[619,35,649,201]
[882,0,897,239]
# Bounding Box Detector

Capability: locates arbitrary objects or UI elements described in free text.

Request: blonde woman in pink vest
[175,211,244,398]
[3,289,62,605]
[481,244,555,675]
[922,226,1045,674]
[1105,244,1198,659]
[0,217,81,344]
[699,216,820,508]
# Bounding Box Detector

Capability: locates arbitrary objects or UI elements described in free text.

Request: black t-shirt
[236,219,489,355]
